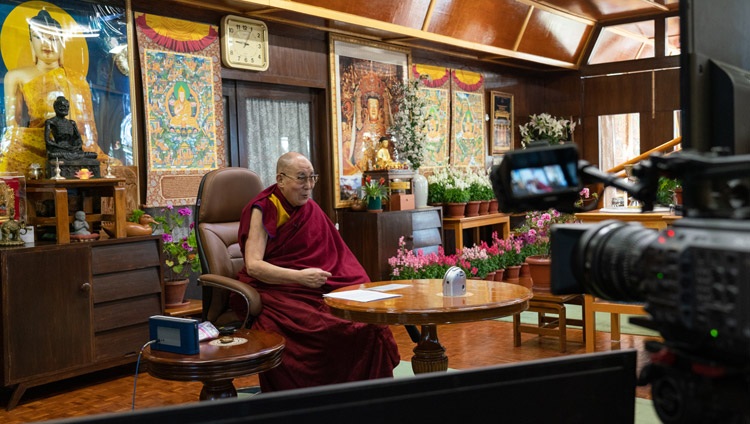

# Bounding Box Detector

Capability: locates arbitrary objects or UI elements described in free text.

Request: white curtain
[244,98,311,187]
[599,113,640,208]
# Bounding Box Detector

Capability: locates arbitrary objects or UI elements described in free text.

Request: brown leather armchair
[195,167,265,329]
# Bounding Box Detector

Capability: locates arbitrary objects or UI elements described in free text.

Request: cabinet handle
[80,283,91,293]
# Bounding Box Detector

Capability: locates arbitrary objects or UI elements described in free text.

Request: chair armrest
[198,273,262,327]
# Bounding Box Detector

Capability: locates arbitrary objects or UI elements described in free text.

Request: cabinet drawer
[93,268,161,304]
[92,239,161,274]
[95,324,150,361]
[412,210,441,231]
[94,295,162,332]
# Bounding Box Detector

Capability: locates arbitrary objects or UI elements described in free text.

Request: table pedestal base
[411,325,448,373]
[200,378,238,400]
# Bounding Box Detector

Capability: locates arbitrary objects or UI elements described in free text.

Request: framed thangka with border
[450,69,486,167]
[412,64,450,170]
[491,91,514,155]
[0,0,134,177]
[135,12,224,207]
[329,34,409,208]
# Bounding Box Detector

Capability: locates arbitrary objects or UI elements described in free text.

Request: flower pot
[367,197,383,212]
[504,265,521,285]
[493,268,505,282]
[165,279,189,307]
[519,262,533,290]
[465,201,481,217]
[485,271,496,281]
[525,255,551,293]
[445,202,466,218]
[478,200,490,215]
[488,199,499,214]
[673,187,683,206]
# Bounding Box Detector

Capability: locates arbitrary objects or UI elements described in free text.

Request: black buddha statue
[45,96,100,178]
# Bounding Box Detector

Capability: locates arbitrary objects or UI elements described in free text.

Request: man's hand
[298,268,332,288]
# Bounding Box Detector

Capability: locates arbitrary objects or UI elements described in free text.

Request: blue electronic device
[148,315,200,355]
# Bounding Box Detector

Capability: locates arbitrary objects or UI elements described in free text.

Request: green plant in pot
[360,175,389,210]
[656,177,681,206]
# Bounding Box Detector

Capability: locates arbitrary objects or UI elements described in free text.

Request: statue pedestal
[47,157,102,180]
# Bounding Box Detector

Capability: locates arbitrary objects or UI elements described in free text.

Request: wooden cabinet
[339,207,442,282]
[0,236,163,410]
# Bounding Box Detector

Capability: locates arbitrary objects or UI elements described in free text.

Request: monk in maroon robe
[231,152,400,392]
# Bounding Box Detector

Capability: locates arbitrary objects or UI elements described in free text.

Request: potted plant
[656,177,681,206]
[152,204,202,307]
[574,186,599,209]
[516,208,576,292]
[360,175,389,212]
[518,113,576,148]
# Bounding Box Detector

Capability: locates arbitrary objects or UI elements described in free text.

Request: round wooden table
[144,329,284,400]
[324,279,531,374]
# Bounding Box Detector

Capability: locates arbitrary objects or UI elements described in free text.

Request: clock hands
[242,29,253,47]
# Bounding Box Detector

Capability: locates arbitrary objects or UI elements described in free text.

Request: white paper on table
[366,283,411,292]
[323,290,402,302]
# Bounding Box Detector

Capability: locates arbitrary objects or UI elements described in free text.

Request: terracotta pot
[485,271,496,281]
[526,255,551,293]
[444,202,466,218]
[478,201,490,215]
[673,187,683,206]
[488,199,499,214]
[519,262,533,290]
[164,279,189,307]
[465,201,481,217]
[504,265,521,285]
[493,268,504,282]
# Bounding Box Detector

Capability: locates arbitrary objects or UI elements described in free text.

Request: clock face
[221,16,269,71]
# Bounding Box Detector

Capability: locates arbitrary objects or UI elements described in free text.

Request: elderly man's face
[278,157,317,207]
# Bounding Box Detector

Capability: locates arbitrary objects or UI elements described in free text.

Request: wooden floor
[0,319,659,423]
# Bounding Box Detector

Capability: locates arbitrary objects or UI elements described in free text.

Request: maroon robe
[232,185,400,392]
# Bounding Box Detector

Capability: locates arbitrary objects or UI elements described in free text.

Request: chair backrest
[195,167,265,323]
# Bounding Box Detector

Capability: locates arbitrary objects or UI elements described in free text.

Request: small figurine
[0,206,27,246]
[71,211,91,235]
[70,210,99,242]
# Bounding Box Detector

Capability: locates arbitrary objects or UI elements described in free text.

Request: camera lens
[573,220,659,302]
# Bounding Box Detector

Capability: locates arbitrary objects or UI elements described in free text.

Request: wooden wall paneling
[583,72,652,115]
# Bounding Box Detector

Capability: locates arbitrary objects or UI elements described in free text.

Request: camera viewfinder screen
[510,164,573,196]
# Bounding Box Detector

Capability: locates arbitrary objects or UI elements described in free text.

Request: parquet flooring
[0,319,659,423]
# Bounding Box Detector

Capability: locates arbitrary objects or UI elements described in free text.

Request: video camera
[490,144,750,424]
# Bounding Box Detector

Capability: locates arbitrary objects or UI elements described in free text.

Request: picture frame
[491,91,514,155]
[329,34,410,208]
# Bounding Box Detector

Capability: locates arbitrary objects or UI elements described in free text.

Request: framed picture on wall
[491,91,514,155]
[329,34,410,208]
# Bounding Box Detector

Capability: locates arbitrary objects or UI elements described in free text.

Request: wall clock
[221,15,269,71]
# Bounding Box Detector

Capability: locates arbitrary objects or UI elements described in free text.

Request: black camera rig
[490,145,750,423]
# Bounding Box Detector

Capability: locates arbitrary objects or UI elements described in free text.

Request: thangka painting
[329,35,409,208]
[0,0,133,176]
[412,64,450,170]
[135,13,225,207]
[450,69,486,167]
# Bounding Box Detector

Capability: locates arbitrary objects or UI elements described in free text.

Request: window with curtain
[599,113,640,208]
[243,98,311,188]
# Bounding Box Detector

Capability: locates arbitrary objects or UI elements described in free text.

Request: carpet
[497,304,661,337]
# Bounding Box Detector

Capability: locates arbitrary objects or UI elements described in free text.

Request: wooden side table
[513,292,585,352]
[26,178,126,243]
[165,299,203,318]
[144,329,284,400]
[442,213,511,253]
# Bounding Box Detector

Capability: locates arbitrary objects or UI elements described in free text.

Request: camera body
[442,266,467,297]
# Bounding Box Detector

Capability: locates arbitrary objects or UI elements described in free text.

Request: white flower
[389,78,428,170]
[518,113,576,148]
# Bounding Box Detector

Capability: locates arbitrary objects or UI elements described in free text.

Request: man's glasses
[280,172,319,184]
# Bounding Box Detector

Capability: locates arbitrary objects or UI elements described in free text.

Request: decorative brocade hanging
[135,14,217,53]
